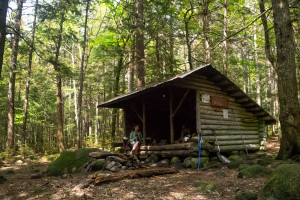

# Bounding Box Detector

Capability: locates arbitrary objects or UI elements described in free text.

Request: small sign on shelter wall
[211,96,229,108]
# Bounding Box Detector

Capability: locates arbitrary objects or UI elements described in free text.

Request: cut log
[200,135,259,141]
[200,119,258,127]
[139,150,192,157]
[139,142,194,151]
[201,125,258,130]
[92,168,178,185]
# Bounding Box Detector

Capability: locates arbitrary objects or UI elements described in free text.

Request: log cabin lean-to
[99,64,276,157]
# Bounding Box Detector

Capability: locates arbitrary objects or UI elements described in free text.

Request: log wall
[176,74,261,152]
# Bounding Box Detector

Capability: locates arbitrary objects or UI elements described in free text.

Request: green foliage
[238,165,272,179]
[262,164,300,200]
[46,148,101,176]
[235,192,257,200]
[193,182,217,191]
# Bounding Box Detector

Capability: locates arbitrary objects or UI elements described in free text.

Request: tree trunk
[184,14,193,70]
[223,0,227,75]
[53,7,65,152]
[135,0,145,89]
[272,0,300,159]
[95,95,99,145]
[258,0,277,69]
[77,0,90,148]
[203,0,211,63]
[22,0,38,145]
[155,32,161,79]
[7,0,24,150]
[254,26,261,105]
[0,0,8,78]
[111,55,123,141]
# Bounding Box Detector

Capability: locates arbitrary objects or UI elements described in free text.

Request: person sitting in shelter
[129,124,143,156]
[180,125,191,142]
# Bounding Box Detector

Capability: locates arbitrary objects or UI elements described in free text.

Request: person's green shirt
[130,131,143,145]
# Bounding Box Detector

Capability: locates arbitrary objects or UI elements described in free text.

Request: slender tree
[77,0,90,148]
[223,0,227,75]
[22,0,38,144]
[0,0,9,78]
[272,0,300,159]
[7,0,24,150]
[136,0,145,89]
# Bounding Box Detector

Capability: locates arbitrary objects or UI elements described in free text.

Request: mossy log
[215,144,260,152]
[139,142,194,151]
[92,168,178,185]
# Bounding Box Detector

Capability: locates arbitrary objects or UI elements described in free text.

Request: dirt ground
[0,137,282,200]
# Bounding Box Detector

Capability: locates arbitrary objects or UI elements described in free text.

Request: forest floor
[0,137,285,200]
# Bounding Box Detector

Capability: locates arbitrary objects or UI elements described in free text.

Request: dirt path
[0,138,282,200]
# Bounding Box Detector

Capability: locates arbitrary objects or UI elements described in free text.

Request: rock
[262,164,300,200]
[170,157,181,164]
[183,157,192,168]
[110,166,121,172]
[191,157,209,169]
[47,148,102,176]
[149,163,158,167]
[227,159,243,169]
[16,160,23,165]
[235,192,257,200]
[89,151,115,159]
[239,164,251,170]
[238,165,272,179]
[144,154,159,163]
[173,163,185,170]
[90,159,106,171]
[228,155,243,161]
[121,166,128,170]
[257,155,273,166]
[157,159,170,167]
[114,162,122,168]
[105,161,115,170]
[125,161,132,167]
[106,156,127,165]
[0,175,7,184]
[128,167,135,170]
[30,173,42,179]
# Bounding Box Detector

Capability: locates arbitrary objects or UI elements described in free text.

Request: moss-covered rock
[262,164,300,200]
[183,157,192,168]
[191,157,209,169]
[46,148,101,176]
[90,159,106,171]
[238,165,272,179]
[227,159,243,169]
[239,164,251,170]
[257,155,273,166]
[170,157,181,164]
[193,182,217,191]
[235,192,257,200]
[228,155,243,161]
[145,154,159,163]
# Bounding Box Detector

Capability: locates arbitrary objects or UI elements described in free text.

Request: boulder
[90,159,106,171]
[170,157,181,164]
[121,166,128,170]
[125,161,132,167]
[30,173,42,179]
[183,157,192,168]
[157,159,170,167]
[105,161,115,170]
[191,157,209,169]
[15,160,23,165]
[262,164,300,200]
[145,154,159,163]
[114,162,122,168]
[173,163,185,170]
[47,148,101,176]
[110,166,121,172]
[238,165,272,179]
[106,156,127,165]
[227,159,243,169]
[89,151,116,159]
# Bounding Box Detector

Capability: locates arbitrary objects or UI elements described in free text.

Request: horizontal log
[181,79,222,91]
[201,130,258,135]
[200,119,258,127]
[198,105,253,116]
[215,144,260,152]
[200,114,258,121]
[139,150,192,157]
[199,109,256,118]
[216,139,260,146]
[201,125,258,130]
[201,135,259,141]
[139,142,194,151]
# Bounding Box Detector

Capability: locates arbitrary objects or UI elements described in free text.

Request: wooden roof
[99,64,276,125]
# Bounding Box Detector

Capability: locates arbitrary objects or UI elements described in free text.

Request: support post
[123,108,126,137]
[169,90,174,144]
[196,90,202,132]
[142,97,146,144]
